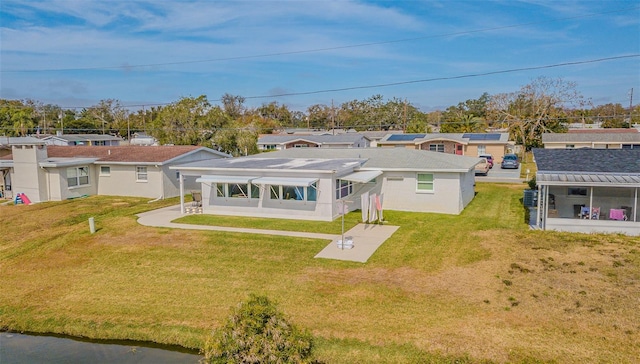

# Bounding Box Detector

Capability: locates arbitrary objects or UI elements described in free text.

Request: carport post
[179,172,185,214]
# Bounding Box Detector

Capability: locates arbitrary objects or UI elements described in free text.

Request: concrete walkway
[136,205,399,263]
[314,223,399,263]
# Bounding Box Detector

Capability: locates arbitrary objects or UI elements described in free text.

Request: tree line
[1,77,638,156]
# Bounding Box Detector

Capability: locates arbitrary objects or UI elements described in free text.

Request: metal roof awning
[195,175,257,184]
[339,170,383,183]
[536,172,640,187]
[251,176,319,187]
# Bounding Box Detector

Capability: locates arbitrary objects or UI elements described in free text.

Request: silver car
[501,154,520,169]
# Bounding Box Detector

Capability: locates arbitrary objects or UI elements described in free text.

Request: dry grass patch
[1,189,639,363]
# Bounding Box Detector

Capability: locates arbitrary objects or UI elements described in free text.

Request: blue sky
[1,0,639,112]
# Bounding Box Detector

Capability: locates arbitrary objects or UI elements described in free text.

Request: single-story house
[0,140,230,203]
[41,133,124,146]
[378,133,513,162]
[129,132,160,146]
[171,148,481,221]
[542,129,640,149]
[257,133,370,151]
[532,148,639,236]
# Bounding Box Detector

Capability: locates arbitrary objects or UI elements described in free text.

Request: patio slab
[315,223,400,263]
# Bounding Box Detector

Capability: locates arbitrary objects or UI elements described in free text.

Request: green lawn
[1,185,638,363]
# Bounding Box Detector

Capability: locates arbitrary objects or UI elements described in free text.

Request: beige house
[257,133,370,151]
[542,129,640,149]
[378,133,512,162]
[0,141,229,203]
[172,148,481,221]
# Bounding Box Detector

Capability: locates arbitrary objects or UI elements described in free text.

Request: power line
[2,6,638,73]
[2,55,638,110]
[240,55,640,99]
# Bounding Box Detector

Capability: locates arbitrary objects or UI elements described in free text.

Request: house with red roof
[0,138,229,202]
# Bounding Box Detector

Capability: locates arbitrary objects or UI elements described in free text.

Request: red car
[479,154,494,168]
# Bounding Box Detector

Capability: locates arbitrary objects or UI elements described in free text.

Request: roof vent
[108,149,111,155]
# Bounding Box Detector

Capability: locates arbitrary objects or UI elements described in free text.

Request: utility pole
[331,99,335,135]
[403,99,407,133]
[629,88,634,127]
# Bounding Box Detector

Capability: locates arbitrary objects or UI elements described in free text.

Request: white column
[179,172,185,214]
[589,187,593,219]
[634,188,638,222]
[536,184,542,229]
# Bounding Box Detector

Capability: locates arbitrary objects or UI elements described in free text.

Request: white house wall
[97,165,163,198]
[201,172,336,221]
[10,145,49,203]
[380,171,464,214]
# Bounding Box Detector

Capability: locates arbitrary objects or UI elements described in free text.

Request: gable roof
[257,133,367,145]
[43,146,229,164]
[42,134,123,142]
[542,132,640,144]
[379,133,510,145]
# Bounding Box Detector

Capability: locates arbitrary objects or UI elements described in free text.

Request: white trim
[339,170,382,183]
[252,176,319,187]
[196,175,257,184]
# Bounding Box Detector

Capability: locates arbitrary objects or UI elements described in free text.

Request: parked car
[475,158,490,175]
[501,154,520,169]
[479,154,494,168]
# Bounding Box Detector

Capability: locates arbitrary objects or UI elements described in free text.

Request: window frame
[429,143,445,153]
[136,166,148,182]
[416,173,434,192]
[269,182,317,202]
[67,166,90,188]
[100,165,111,176]
[335,179,353,199]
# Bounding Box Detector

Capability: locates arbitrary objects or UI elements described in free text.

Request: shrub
[203,294,317,364]
[527,176,537,190]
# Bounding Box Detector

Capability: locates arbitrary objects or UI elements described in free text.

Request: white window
[136,166,148,181]
[67,166,89,187]
[100,166,111,176]
[269,183,317,201]
[416,173,434,192]
[477,145,486,155]
[293,144,309,148]
[429,144,445,153]
[215,183,260,199]
[336,179,353,199]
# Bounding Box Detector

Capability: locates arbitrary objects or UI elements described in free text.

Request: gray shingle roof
[246,147,480,171]
[542,132,640,143]
[258,134,366,145]
[533,148,640,173]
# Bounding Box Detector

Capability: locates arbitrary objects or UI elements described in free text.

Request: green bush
[203,294,317,364]
[527,176,537,190]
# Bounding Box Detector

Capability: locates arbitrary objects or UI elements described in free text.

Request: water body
[0,332,202,364]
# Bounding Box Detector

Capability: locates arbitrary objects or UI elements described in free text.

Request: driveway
[476,165,523,183]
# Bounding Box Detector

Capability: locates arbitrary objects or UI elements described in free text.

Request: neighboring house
[378,133,512,162]
[172,148,481,221]
[41,133,124,146]
[532,148,639,236]
[129,132,159,146]
[257,133,370,151]
[1,141,230,203]
[542,129,640,149]
[361,130,403,147]
[0,137,45,198]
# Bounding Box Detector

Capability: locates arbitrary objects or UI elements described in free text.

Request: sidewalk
[136,205,399,263]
